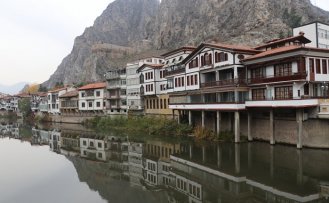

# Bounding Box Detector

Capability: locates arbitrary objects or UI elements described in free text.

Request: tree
[18,98,32,118]
[38,85,48,92]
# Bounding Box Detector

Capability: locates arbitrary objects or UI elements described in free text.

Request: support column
[297,109,303,149]
[178,110,181,124]
[234,111,240,143]
[216,111,221,135]
[270,109,275,145]
[235,144,240,174]
[248,142,252,169]
[228,113,232,131]
[202,145,206,163]
[188,110,192,126]
[201,110,205,128]
[297,150,303,185]
[248,111,253,141]
[270,145,274,179]
[217,145,222,168]
[189,144,193,159]
[172,109,175,120]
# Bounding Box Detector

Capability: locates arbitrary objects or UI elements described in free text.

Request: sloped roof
[182,42,260,64]
[161,46,196,57]
[137,64,164,73]
[78,82,106,90]
[48,87,67,93]
[254,35,311,50]
[243,45,302,61]
[59,90,79,98]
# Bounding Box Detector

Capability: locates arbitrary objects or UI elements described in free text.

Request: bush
[84,116,193,138]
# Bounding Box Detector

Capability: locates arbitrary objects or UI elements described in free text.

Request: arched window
[209,53,212,65]
[201,55,205,66]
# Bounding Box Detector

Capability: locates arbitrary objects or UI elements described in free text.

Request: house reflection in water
[6,124,327,203]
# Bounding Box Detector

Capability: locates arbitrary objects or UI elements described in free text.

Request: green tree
[18,98,32,118]
[38,85,48,92]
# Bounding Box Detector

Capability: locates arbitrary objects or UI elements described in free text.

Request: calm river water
[0,120,329,203]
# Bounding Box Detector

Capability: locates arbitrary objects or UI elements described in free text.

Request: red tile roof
[254,35,311,50]
[48,87,67,93]
[243,45,302,61]
[78,82,106,90]
[59,90,78,98]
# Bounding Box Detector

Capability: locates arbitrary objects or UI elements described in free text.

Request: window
[160,99,163,109]
[98,142,102,148]
[82,102,85,108]
[88,102,93,108]
[98,153,102,158]
[90,141,94,147]
[96,91,101,97]
[189,57,199,69]
[96,102,101,107]
[83,140,87,146]
[215,52,228,63]
[309,58,314,73]
[275,86,293,100]
[274,63,292,76]
[251,67,265,78]
[316,59,321,74]
[146,99,149,109]
[322,59,328,74]
[81,92,85,97]
[252,89,266,100]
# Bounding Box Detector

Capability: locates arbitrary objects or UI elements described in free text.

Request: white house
[78,82,107,113]
[47,87,75,114]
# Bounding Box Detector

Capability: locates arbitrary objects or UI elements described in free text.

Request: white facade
[80,137,108,161]
[293,22,329,48]
[48,87,74,114]
[78,87,106,111]
[126,57,163,110]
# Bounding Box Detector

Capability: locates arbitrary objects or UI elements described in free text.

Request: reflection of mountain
[67,156,168,203]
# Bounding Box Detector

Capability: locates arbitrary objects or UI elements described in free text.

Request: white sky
[0,0,328,86]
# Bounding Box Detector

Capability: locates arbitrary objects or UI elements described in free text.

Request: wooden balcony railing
[248,72,307,84]
[200,78,247,88]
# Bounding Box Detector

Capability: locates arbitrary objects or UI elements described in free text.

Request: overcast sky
[0,0,328,86]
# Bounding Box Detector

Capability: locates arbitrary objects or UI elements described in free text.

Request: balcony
[245,97,319,108]
[165,65,185,76]
[248,72,307,84]
[201,78,247,88]
[108,94,120,99]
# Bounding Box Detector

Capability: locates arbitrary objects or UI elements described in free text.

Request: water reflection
[0,121,329,203]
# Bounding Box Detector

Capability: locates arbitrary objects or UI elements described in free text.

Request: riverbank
[83,116,238,142]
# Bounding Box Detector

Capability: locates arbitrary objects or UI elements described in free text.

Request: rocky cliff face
[44,0,329,88]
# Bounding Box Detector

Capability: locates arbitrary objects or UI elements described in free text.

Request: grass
[84,116,193,140]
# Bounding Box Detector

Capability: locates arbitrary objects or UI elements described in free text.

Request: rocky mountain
[43,0,329,88]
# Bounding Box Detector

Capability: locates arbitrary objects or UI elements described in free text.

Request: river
[0,120,328,203]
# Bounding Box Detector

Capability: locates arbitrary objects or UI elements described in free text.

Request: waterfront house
[105,68,128,115]
[126,57,163,114]
[168,43,260,142]
[59,90,79,115]
[78,82,107,113]
[47,87,74,114]
[137,47,195,117]
[243,33,329,148]
[80,135,109,161]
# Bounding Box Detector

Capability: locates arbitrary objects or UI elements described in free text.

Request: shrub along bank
[84,116,238,142]
[84,116,193,138]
